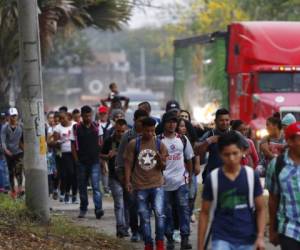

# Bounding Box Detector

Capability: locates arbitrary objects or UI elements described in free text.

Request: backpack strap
[245,166,255,210]
[204,168,219,249]
[155,137,161,152]
[275,154,285,192]
[133,136,141,171]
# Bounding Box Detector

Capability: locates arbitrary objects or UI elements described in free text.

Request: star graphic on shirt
[142,153,154,165]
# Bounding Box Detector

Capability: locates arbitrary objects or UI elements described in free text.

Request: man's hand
[206,135,219,144]
[255,236,265,250]
[269,230,279,246]
[108,149,117,159]
[125,182,133,193]
[5,149,12,157]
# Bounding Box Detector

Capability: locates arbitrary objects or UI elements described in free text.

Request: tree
[0,0,132,110]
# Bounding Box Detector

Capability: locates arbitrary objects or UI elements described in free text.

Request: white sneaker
[173,230,181,243]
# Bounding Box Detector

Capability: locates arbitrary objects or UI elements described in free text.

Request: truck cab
[227,22,300,138]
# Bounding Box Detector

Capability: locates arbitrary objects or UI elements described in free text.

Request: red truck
[228,22,300,138]
[174,22,300,138]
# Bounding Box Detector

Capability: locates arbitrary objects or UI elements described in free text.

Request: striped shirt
[265,150,300,242]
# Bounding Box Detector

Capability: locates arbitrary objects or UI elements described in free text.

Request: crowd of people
[0,84,299,250]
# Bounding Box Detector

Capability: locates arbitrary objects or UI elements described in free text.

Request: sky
[128,0,179,29]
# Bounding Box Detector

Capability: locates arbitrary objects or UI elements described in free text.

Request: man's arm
[260,142,275,159]
[124,141,134,193]
[1,125,11,156]
[254,195,266,250]
[268,193,280,246]
[71,141,79,163]
[198,200,211,250]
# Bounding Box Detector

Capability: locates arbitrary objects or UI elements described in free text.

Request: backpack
[204,166,255,249]
[73,121,99,151]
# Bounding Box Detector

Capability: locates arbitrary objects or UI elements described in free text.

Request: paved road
[51,197,279,250]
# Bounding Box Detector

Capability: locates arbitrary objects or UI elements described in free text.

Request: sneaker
[95,209,104,219]
[64,194,71,204]
[166,239,175,250]
[72,196,79,204]
[173,230,181,243]
[190,214,196,223]
[130,232,140,242]
[180,236,192,250]
[52,191,58,200]
[78,210,87,218]
[59,195,64,203]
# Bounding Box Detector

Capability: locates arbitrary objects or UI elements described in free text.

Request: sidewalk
[50,196,279,250]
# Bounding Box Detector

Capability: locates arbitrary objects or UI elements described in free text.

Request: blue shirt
[265,150,300,242]
[202,167,263,244]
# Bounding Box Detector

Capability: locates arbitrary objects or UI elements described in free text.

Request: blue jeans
[78,162,102,212]
[165,184,190,238]
[189,174,198,216]
[212,239,254,250]
[136,187,165,245]
[109,177,126,228]
[0,159,9,190]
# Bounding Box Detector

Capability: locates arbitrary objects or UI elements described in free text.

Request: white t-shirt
[54,123,73,153]
[162,134,194,191]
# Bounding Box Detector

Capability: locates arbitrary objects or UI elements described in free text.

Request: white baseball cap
[8,107,18,116]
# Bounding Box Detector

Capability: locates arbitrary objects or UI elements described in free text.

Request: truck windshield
[259,72,300,92]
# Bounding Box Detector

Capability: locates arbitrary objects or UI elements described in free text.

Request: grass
[0,194,130,250]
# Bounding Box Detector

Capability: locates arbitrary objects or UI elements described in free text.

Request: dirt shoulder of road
[0,194,131,250]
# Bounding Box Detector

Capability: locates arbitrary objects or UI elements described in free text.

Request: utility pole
[140,48,146,89]
[18,0,49,222]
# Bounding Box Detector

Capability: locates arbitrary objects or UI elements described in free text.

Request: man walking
[71,105,104,219]
[116,109,149,242]
[160,111,194,250]
[101,119,128,237]
[266,122,300,250]
[1,108,24,197]
[124,117,168,250]
[198,132,265,250]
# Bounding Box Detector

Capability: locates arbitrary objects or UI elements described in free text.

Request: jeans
[124,190,139,233]
[189,174,198,216]
[0,159,9,190]
[165,184,190,238]
[136,187,165,245]
[109,177,126,228]
[78,162,102,212]
[212,239,253,250]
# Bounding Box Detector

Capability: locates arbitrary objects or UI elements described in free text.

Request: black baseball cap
[162,111,178,124]
[166,100,180,112]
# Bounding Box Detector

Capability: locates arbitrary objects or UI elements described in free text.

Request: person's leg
[15,153,24,194]
[136,189,152,247]
[0,159,4,191]
[164,190,175,249]
[78,163,89,216]
[2,158,10,191]
[176,184,191,249]
[6,155,15,192]
[124,190,140,238]
[235,243,255,250]
[211,239,232,250]
[63,153,73,202]
[189,174,198,221]
[70,156,78,200]
[279,234,300,250]
[151,187,164,249]
[109,178,126,236]
[91,163,103,218]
